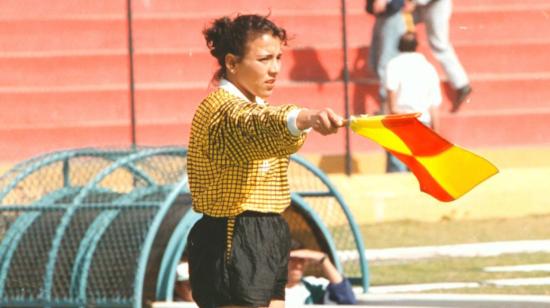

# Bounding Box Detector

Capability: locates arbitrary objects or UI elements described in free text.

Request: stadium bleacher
[1,0,549,167]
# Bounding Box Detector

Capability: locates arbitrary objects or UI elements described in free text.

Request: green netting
[0,147,190,308]
[287,156,368,288]
[0,147,368,307]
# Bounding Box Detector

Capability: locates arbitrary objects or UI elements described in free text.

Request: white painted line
[355,293,550,304]
[485,277,550,287]
[151,302,197,308]
[484,263,550,272]
[337,240,550,262]
[364,282,480,294]
[358,276,550,294]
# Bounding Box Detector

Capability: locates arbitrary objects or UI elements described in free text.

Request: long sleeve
[326,278,357,304]
[208,98,306,164]
[188,89,307,216]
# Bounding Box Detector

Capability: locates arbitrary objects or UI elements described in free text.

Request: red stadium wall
[1,0,550,162]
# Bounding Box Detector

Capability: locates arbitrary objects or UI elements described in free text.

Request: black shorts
[188,211,291,308]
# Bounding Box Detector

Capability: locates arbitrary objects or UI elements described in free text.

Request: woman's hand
[297,108,345,135]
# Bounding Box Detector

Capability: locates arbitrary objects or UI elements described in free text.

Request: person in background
[384,31,442,172]
[366,0,407,109]
[408,0,472,112]
[285,240,356,305]
[174,261,193,302]
[187,14,344,308]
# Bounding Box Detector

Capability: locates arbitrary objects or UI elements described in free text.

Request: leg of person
[376,12,407,107]
[386,151,408,173]
[423,0,471,111]
[369,16,383,103]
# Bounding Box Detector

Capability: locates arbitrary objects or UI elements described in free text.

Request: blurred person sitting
[384,31,442,172]
[174,261,193,302]
[285,240,356,305]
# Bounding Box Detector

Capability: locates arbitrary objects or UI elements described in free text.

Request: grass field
[362,215,550,295]
[361,214,550,249]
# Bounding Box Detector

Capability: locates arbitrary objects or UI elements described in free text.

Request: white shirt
[384,52,441,124]
[285,276,333,306]
[219,79,307,136]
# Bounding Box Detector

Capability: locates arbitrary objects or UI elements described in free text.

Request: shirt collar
[219,78,265,106]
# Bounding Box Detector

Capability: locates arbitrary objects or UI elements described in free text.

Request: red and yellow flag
[350,113,498,202]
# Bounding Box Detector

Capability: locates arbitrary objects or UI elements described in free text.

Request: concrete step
[0,0,125,19]
[0,19,127,53]
[174,10,550,49]
[3,75,550,128]
[0,124,133,162]
[0,122,189,162]
[0,89,131,127]
[0,54,128,87]
[2,107,549,162]
[0,83,355,128]
[347,109,550,152]
[4,8,550,53]
[5,40,546,87]
[450,75,550,112]
[456,0,550,10]
[131,11,550,51]
[438,109,550,148]
[129,0,550,15]
[421,42,550,77]
[5,0,547,20]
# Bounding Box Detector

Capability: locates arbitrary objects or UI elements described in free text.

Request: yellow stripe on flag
[350,115,412,155]
[416,146,499,199]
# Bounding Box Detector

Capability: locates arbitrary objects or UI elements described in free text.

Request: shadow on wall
[289,47,330,86]
[347,46,380,116]
[289,46,382,117]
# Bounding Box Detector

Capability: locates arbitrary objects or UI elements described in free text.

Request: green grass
[360,214,550,249]
[370,253,550,286]
[358,215,550,295]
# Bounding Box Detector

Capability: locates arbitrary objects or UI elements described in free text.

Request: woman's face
[227,32,282,101]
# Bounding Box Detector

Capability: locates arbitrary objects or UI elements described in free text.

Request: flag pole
[341,0,352,175]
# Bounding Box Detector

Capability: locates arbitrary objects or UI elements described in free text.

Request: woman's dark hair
[203,14,288,81]
[398,31,418,52]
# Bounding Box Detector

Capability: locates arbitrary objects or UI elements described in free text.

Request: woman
[187,14,343,308]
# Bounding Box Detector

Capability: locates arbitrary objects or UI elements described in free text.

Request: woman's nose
[269,59,281,74]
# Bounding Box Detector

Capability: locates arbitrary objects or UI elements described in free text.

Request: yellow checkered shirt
[188,88,307,217]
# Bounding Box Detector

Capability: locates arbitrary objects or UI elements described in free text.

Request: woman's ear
[225,53,238,74]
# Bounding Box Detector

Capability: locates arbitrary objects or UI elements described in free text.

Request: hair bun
[204,16,233,59]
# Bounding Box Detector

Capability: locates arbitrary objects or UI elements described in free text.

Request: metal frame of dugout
[0,147,369,307]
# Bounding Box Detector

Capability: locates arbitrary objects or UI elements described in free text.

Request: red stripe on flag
[390,150,455,202]
[382,117,453,156]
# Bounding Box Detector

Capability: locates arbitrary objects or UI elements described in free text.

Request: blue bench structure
[0,147,368,307]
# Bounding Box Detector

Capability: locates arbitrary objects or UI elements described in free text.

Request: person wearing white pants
[412,0,472,112]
